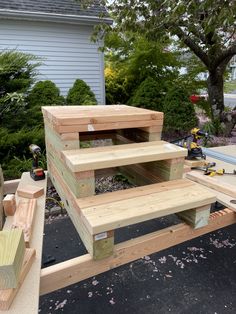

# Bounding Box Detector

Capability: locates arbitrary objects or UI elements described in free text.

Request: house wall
[0,19,105,104]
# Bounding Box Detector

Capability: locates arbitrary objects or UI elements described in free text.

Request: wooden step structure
[42,105,217,260]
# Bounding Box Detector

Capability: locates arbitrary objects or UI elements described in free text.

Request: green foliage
[163,87,198,137]
[66,79,97,105]
[0,127,45,179]
[128,77,164,111]
[27,80,64,127]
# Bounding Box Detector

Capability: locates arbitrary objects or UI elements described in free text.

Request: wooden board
[3,195,16,216]
[0,167,3,230]
[40,208,236,295]
[3,180,20,195]
[79,179,216,234]
[42,105,164,126]
[0,249,35,311]
[63,141,187,172]
[186,170,236,198]
[1,172,47,314]
[12,198,37,246]
[16,185,44,199]
[0,229,25,289]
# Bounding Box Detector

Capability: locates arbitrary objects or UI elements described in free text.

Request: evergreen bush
[128,77,164,111]
[66,79,97,105]
[27,80,64,127]
[163,86,198,137]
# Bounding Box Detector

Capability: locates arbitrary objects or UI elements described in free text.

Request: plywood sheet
[63,141,187,172]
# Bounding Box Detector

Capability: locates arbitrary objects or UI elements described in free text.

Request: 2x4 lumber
[177,204,211,229]
[62,141,187,172]
[16,185,44,199]
[3,180,20,195]
[80,179,216,234]
[0,249,35,311]
[186,170,236,198]
[2,172,47,314]
[0,229,25,289]
[40,208,236,296]
[48,160,114,260]
[45,118,163,133]
[12,198,37,246]
[42,105,164,126]
[3,195,16,216]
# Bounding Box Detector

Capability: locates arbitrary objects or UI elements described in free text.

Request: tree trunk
[207,71,224,119]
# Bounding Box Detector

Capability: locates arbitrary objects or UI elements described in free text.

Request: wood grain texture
[79,179,216,234]
[2,172,47,314]
[3,195,16,216]
[62,141,187,172]
[0,249,35,311]
[186,170,236,198]
[177,205,211,229]
[40,208,236,296]
[16,185,44,199]
[0,229,25,289]
[12,198,37,246]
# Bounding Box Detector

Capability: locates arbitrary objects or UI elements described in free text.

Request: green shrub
[128,77,164,111]
[66,79,97,105]
[163,87,198,137]
[27,80,64,127]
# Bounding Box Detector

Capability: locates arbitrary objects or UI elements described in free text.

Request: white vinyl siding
[0,19,105,104]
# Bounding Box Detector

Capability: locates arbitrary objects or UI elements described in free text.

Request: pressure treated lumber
[0,229,25,289]
[12,198,37,246]
[16,185,44,199]
[186,170,236,198]
[2,172,47,314]
[48,160,114,260]
[40,208,236,296]
[3,195,16,216]
[0,249,35,311]
[177,204,211,229]
[62,141,187,172]
[80,179,216,234]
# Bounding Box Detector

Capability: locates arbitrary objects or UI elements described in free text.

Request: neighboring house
[0,0,112,104]
[229,55,236,80]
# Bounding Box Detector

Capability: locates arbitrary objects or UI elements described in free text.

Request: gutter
[0,9,113,25]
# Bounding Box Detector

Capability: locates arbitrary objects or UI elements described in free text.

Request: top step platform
[42,105,163,133]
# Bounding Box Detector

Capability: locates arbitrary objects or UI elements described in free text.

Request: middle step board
[62,140,187,172]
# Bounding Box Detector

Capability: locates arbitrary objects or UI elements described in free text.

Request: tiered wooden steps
[43,105,216,260]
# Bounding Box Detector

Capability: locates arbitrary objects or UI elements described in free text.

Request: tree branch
[171,26,210,67]
[212,43,236,68]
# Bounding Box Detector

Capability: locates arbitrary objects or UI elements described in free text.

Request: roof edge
[0,9,113,25]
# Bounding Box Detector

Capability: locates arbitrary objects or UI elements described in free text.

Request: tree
[104,0,236,133]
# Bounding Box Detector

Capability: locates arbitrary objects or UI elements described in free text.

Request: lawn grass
[224,80,236,93]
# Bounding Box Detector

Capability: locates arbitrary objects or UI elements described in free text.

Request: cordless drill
[186,128,209,160]
[29,144,45,181]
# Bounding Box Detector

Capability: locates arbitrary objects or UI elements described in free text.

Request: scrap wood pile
[0,168,44,311]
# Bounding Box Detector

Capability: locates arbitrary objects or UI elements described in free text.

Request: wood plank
[0,229,25,289]
[80,180,216,234]
[42,105,164,126]
[3,195,16,216]
[62,141,187,172]
[0,249,35,311]
[3,180,20,195]
[40,208,236,296]
[48,160,114,260]
[12,199,37,247]
[1,172,47,314]
[184,159,209,167]
[16,185,44,199]
[186,170,236,198]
